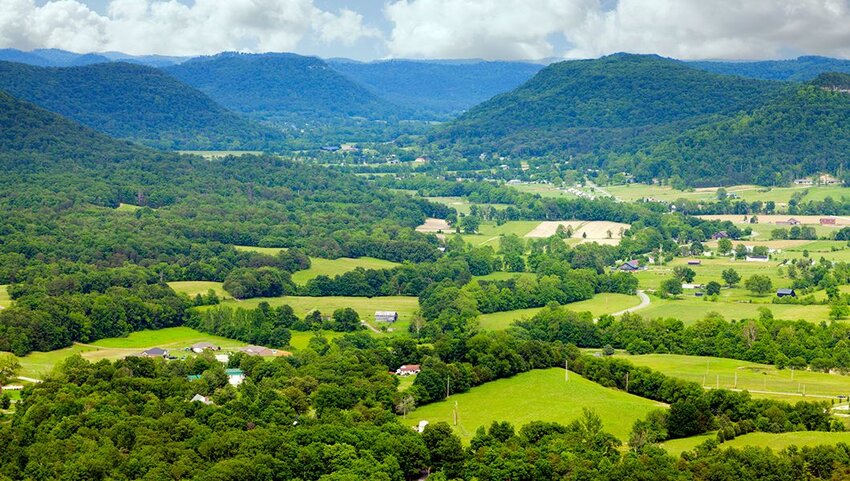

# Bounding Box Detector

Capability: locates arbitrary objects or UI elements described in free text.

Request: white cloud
[384,0,850,60]
[0,0,380,55]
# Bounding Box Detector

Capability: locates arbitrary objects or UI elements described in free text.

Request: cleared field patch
[660,434,716,454]
[698,214,850,226]
[478,293,642,330]
[633,256,790,292]
[90,326,247,350]
[178,150,264,158]
[115,203,142,212]
[291,257,400,285]
[720,431,850,450]
[234,245,287,255]
[472,272,536,282]
[416,217,452,233]
[524,220,631,245]
[407,368,664,442]
[424,197,511,216]
[8,345,99,378]
[288,330,343,350]
[509,183,581,199]
[635,295,832,324]
[624,354,850,400]
[168,281,229,299]
[0,285,10,308]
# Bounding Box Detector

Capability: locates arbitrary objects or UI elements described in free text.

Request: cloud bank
[1,0,849,59]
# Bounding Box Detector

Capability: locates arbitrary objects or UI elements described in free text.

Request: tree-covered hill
[328,59,544,119]
[0,61,286,150]
[165,52,408,123]
[432,53,783,157]
[689,55,850,81]
[811,72,850,91]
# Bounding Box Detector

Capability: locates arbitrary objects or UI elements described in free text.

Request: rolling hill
[689,56,850,81]
[328,59,544,118]
[165,52,407,123]
[0,61,286,150]
[432,53,850,186]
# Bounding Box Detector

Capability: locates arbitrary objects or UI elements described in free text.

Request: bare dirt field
[698,215,850,226]
[525,221,631,245]
[416,218,452,233]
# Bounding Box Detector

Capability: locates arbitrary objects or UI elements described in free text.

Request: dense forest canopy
[0,61,285,150]
[689,55,850,81]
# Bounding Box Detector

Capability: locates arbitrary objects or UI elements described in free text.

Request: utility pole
[734,371,738,389]
[625,372,630,392]
[565,359,569,382]
[446,377,451,399]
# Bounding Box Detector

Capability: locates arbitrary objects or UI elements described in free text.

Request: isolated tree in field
[460,214,480,234]
[0,354,21,384]
[717,238,732,255]
[395,395,416,417]
[690,241,704,255]
[660,278,683,297]
[722,268,741,287]
[745,275,773,296]
[706,281,721,296]
[602,344,615,356]
[734,244,748,259]
[716,188,727,201]
[673,266,696,283]
[332,308,361,332]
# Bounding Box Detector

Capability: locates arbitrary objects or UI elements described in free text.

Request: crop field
[416,217,453,233]
[0,285,10,308]
[290,257,400,284]
[217,295,419,333]
[458,220,542,248]
[407,368,664,442]
[624,354,850,400]
[168,281,229,299]
[699,214,850,226]
[524,220,631,246]
[478,293,642,330]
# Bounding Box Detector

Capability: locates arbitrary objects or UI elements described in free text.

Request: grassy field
[509,183,581,199]
[459,220,555,248]
[0,285,10,308]
[478,293,642,330]
[290,257,400,284]
[178,150,264,158]
[635,295,832,324]
[407,368,664,442]
[168,281,229,299]
[218,295,419,333]
[605,183,850,206]
[623,354,850,400]
[663,431,850,455]
[425,196,511,215]
[115,203,142,212]
[288,330,343,350]
[234,245,287,255]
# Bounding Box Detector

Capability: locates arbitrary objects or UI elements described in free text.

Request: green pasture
[605,183,850,206]
[425,196,510,216]
[397,375,417,391]
[508,183,581,199]
[115,203,142,212]
[288,330,343,350]
[290,257,400,284]
[178,150,264,158]
[664,431,850,455]
[90,326,247,350]
[478,293,642,330]
[634,257,791,292]
[8,345,99,378]
[218,295,419,333]
[234,245,287,255]
[407,368,664,442]
[624,354,850,400]
[635,295,832,324]
[459,220,541,248]
[472,272,536,282]
[168,281,229,299]
[0,285,10,308]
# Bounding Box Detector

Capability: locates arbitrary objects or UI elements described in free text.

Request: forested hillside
[0,61,285,150]
[166,52,407,123]
[690,55,850,81]
[432,53,850,186]
[329,59,544,118]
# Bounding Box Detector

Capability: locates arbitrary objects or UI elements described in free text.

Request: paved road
[610,290,651,316]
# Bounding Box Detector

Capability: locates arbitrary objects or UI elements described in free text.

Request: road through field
[611,290,650,316]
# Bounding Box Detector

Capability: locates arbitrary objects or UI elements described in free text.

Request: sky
[2,0,849,61]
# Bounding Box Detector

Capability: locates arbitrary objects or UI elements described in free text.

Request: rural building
[682,283,703,290]
[687,260,701,265]
[794,178,814,185]
[396,364,421,376]
[190,394,213,405]
[776,288,797,298]
[225,369,246,386]
[711,231,729,240]
[320,145,340,152]
[215,354,229,364]
[375,311,399,323]
[746,255,769,262]
[417,420,430,433]
[189,342,220,353]
[820,218,837,225]
[777,218,801,226]
[138,347,168,358]
[239,345,290,357]
[618,260,641,271]
[695,292,704,297]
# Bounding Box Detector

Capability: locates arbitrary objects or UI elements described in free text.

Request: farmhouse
[682,283,704,290]
[190,394,213,405]
[711,231,729,240]
[396,364,421,376]
[225,369,246,386]
[820,218,837,225]
[239,345,290,357]
[138,347,168,358]
[618,260,641,271]
[189,342,220,353]
[375,311,399,323]
[687,260,701,265]
[777,218,801,226]
[794,177,814,185]
[777,288,797,298]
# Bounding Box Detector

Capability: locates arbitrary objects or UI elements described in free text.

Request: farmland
[0,285,10,308]
[407,368,664,442]
[424,196,510,215]
[115,203,141,212]
[662,432,850,455]
[478,293,642,330]
[168,281,229,299]
[290,257,400,284]
[606,183,850,206]
[623,354,850,400]
[525,220,630,245]
[234,245,287,255]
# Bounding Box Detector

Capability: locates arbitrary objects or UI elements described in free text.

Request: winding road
[611,290,651,316]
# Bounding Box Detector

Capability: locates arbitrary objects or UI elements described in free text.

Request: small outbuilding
[618,260,641,271]
[375,311,399,323]
[776,288,796,298]
[820,218,837,225]
[138,347,168,358]
[190,342,220,353]
[687,260,701,265]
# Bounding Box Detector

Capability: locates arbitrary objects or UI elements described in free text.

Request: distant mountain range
[433,53,850,186]
[328,59,544,118]
[0,48,187,67]
[0,61,286,150]
[689,56,850,81]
